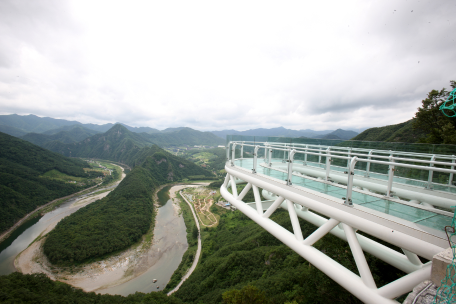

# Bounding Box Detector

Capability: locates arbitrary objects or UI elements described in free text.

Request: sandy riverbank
[13,182,202,293]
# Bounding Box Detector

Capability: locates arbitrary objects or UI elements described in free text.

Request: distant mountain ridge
[211,127,360,140]
[21,125,101,146]
[0,114,160,135]
[312,129,359,140]
[1,114,223,147]
[43,124,223,163]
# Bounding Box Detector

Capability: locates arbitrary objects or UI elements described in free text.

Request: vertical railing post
[252,145,259,174]
[365,150,373,178]
[286,149,296,186]
[304,145,308,166]
[347,148,352,168]
[386,155,395,196]
[240,142,244,159]
[226,142,231,164]
[231,143,236,166]
[325,147,331,181]
[449,155,455,186]
[264,144,268,163]
[268,147,272,167]
[318,147,322,164]
[344,156,357,206]
[427,155,436,189]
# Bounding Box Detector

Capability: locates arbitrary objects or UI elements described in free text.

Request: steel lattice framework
[220,141,456,304]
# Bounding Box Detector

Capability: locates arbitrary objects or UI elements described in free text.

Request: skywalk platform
[233,158,453,249]
[222,139,456,303]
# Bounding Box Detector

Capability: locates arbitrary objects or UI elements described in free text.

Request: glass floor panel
[297,161,456,194]
[233,159,452,232]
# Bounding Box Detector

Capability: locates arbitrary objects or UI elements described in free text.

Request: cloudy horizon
[1,0,455,131]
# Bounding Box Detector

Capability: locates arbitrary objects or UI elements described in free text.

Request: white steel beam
[302,218,340,246]
[221,181,398,304]
[343,223,377,289]
[252,185,263,215]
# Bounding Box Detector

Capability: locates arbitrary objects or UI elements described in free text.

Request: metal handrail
[226,141,456,208]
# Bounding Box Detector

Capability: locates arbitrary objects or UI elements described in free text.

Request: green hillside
[351,119,426,143]
[0,132,99,233]
[44,124,154,161]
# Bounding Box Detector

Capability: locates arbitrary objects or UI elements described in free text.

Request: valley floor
[13,181,203,294]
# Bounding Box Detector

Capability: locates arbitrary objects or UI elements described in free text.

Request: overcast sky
[0,0,455,131]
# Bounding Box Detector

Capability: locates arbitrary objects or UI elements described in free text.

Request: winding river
[0,176,191,296]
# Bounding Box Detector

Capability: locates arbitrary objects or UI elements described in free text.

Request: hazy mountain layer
[21,125,101,146]
[210,126,359,139]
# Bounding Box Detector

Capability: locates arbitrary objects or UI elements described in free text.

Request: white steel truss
[221,141,456,304]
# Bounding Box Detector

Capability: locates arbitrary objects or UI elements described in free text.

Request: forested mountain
[0,114,84,134]
[43,124,154,161]
[21,125,101,146]
[42,124,101,136]
[140,128,224,147]
[0,132,98,233]
[44,124,224,161]
[0,114,160,134]
[351,119,426,143]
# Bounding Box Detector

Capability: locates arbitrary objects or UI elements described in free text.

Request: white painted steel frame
[221,164,444,304]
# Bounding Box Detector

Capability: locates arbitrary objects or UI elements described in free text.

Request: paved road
[167,191,202,296]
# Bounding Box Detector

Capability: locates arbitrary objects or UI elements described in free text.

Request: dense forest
[0,132,101,233]
[0,272,184,304]
[43,166,156,264]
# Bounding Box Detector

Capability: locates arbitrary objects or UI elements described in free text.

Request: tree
[222,285,268,304]
[413,81,456,144]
